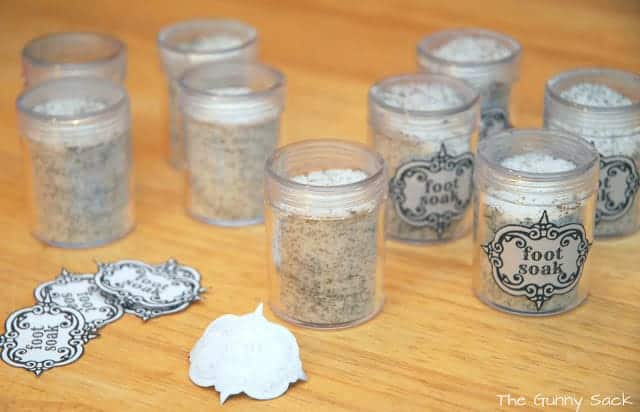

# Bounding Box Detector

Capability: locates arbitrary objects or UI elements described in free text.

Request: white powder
[434,36,511,63]
[33,99,107,116]
[376,83,464,111]
[207,86,253,96]
[502,153,576,173]
[292,169,368,186]
[177,35,244,52]
[560,83,632,107]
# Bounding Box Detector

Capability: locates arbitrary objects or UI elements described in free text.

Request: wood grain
[0,1,639,411]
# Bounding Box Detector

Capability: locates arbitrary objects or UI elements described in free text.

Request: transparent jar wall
[472,130,598,316]
[265,140,386,329]
[417,29,521,140]
[369,74,479,243]
[180,63,284,226]
[158,19,258,169]
[17,78,134,248]
[544,68,640,238]
[185,115,280,226]
[22,32,127,87]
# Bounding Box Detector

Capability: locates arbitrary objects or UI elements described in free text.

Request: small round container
[179,62,285,226]
[17,77,134,248]
[369,73,479,243]
[417,28,520,140]
[158,19,258,169]
[473,129,599,316]
[22,32,127,87]
[544,68,640,238]
[265,139,386,329]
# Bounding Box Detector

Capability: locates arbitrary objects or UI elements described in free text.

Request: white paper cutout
[34,269,124,331]
[0,291,95,376]
[189,303,306,404]
[95,259,204,321]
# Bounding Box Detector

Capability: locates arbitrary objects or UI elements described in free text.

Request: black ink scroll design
[95,260,200,309]
[389,144,473,237]
[481,211,591,311]
[0,291,94,376]
[596,155,640,223]
[34,269,124,331]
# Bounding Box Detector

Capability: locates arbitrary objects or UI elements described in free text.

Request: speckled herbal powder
[25,98,133,247]
[475,154,593,314]
[269,169,382,326]
[370,81,476,242]
[432,36,514,139]
[185,116,279,225]
[554,83,640,237]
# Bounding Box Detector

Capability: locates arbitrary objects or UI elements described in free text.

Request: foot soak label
[482,211,591,311]
[389,144,473,237]
[596,154,640,223]
[480,108,509,140]
[0,292,94,376]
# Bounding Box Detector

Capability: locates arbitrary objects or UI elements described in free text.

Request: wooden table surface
[1,1,639,411]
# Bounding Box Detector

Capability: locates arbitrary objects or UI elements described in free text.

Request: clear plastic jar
[158,19,258,169]
[369,73,479,243]
[179,62,285,226]
[22,32,127,88]
[544,68,640,238]
[473,129,599,316]
[417,28,520,140]
[17,77,134,248]
[265,140,386,329]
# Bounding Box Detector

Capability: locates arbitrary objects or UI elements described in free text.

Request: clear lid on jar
[474,129,599,203]
[178,62,285,125]
[417,28,521,87]
[22,32,127,85]
[265,139,386,217]
[544,68,640,138]
[368,73,479,139]
[16,77,130,145]
[158,19,257,78]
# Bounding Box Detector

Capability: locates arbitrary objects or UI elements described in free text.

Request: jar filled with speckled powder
[158,19,258,169]
[473,129,599,316]
[544,68,640,238]
[17,77,133,248]
[369,73,479,243]
[265,140,386,329]
[417,29,520,140]
[179,62,285,226]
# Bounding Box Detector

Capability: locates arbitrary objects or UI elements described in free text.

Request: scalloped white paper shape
[189,303,306,404]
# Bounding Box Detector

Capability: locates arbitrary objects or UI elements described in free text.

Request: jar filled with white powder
[544,68,640,238]
[179,62,285,226]
[17,77,133,248]
[158,19,257,169]
[369,74,479,242]
[473,129,599,316]
[265,140,386,329]
[22,32,127,88]
[417,29,520,140]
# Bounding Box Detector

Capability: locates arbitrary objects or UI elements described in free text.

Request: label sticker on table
[481,211,591,311]
[95,259,204,321]
[596,154,640,224]
[389,143,473,237]
[0,291,95,376]
[34,269,124,331]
